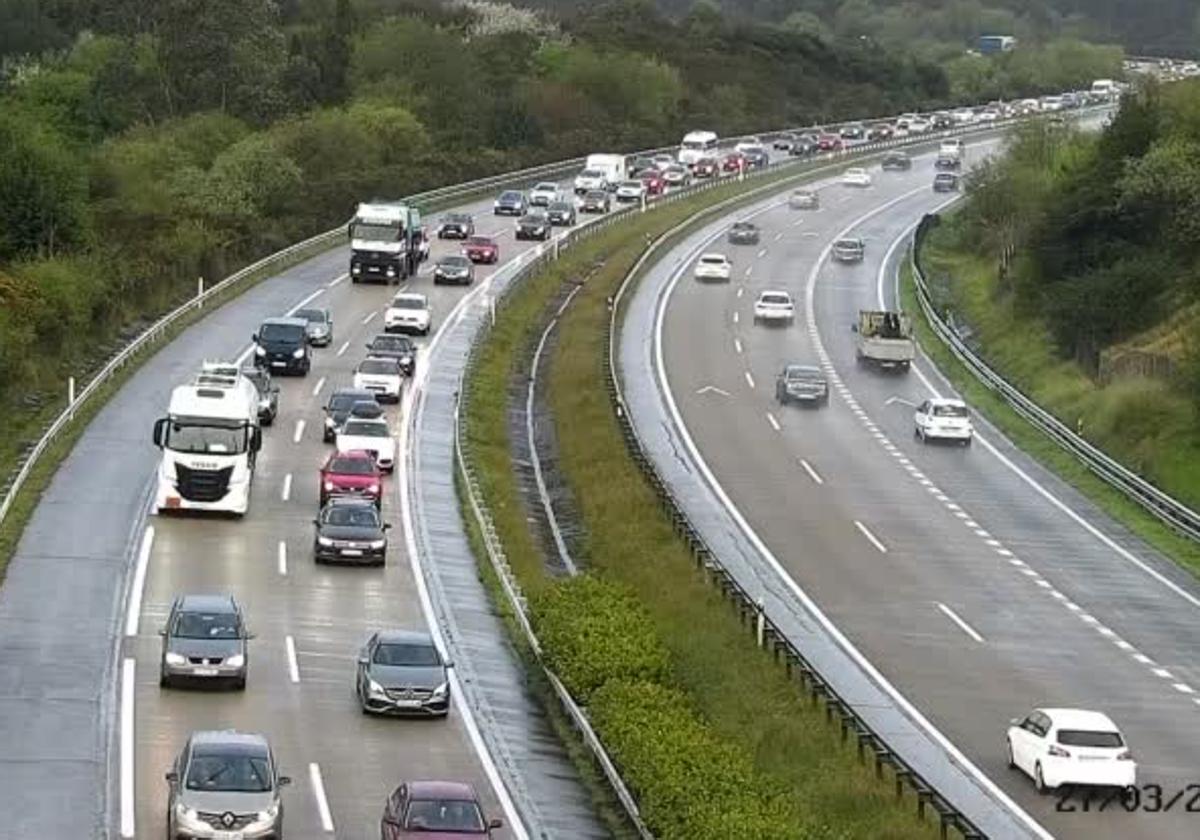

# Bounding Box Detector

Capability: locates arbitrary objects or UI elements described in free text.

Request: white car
[573,168,607,193]
[353,356,404,404]
[734,137,762,154]
[978,108,1001,121]
[384,292,431,336]
[529,182,560,206]
[1007,708,1136,793]
[914,397,973,444]
[693,253,732,282]
[952,108,975,124]
[939,139,964,158]
[336,417,396,472]
[907,117,931,133]
[753,290,794,325]
[615,180,646,202]
[842,167,872,187]
[652,153,677,170]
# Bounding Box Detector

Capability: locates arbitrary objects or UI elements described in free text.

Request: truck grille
[176,465,233,502]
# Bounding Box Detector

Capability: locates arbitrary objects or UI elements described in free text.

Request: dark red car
[721,152,746,173]
[638,168,665,195]
[463,236,498,264]
[693,157,719,178]
[381,780,502,839]
[817,134,843,151]
[320,449,382,508]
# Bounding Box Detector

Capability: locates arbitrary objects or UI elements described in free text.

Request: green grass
[464,173,944,838]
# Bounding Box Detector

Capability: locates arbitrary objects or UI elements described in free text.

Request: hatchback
[159,594,252,690]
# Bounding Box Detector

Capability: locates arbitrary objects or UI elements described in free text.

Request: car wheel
[234,675,246,691]
[964,436,973,447]
[1007,739,1016,769]
[159,671,170,689]
[1035,762,1049,793]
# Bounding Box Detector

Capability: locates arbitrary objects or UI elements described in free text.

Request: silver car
[160,594,252,690]
[166,730,290,839]
[294,307,333,347]
[356,628,452,716]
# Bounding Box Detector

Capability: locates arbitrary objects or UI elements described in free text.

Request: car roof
[393,292,427,302]
[699,253,728,261]
[177,593,237,612]
[928,397,966,407]
[785,364,823,376]
[759,290,791,299]
[371,333,413,343]
[189,730,270,756]
[261,316,307,328]
[377,628,437,646]
[405,779,478,801]
[1039,708,1121,730]
[534,182,557,189]
[323,495,380,510]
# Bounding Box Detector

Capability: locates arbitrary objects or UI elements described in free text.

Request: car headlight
[400,354,412,364]
[292,347,305,359]
[432,681,448,698]
[226,654,245,668]
[368,539,386,550]
[254,346,266,356]
[324,416,335,428]
[164,652,186,666]
[317,536,334,547]
[368,678,387,698]
[175,804,205,831]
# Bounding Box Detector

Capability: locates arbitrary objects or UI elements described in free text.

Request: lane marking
[757,248,768,258]
[733,311,739,324]
[336,341,350,356]
[744,370,755,389]
[734,338,743,354]
[1152,667,1174,679]
[123,526,155,637]
[281,473,292,502]
[737,286,745,298]
[311,376,326,397]
[119,657,135,838]
[286,635,301,683]
[1174,683,1195,694]
[767,412,781,431]
[293,419,306,444]
[774,232,784,241]
[309,762,335,832]
[800,458,824,485]
[937,603,986,643]
[327,273,347,288]
[278,540,288,576]
[744,266,753,278]
[361,311,377,325]
[854,520,888,554]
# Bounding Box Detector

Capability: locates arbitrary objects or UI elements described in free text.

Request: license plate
[342,549,363,557]
[270,361,286,368]
[393,698,420,707]
[193,667,219,676]
[214,832,244,840]
[165,497,181,509]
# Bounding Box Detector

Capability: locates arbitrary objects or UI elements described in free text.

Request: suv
[323,387,378,442]
[366,333,417,375]
[933,172,960,192]
[727,221,760,245]
[384,292,432,336]
[165,731,290,839]
[159,594,252,690]
[437,212,474,239]
[241,366,278,425]
[253,317,310,375]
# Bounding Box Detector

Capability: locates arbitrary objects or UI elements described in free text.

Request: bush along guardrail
[910,214,1200,544]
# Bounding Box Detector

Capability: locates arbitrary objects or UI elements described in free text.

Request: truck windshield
[164,421,248,455]
[350,222,400,241]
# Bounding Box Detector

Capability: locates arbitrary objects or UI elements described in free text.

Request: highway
[650,134,1200,838]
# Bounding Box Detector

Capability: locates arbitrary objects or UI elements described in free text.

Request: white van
[679,130,718,167]
[1091,79,1117,99]
[575,153,626,193]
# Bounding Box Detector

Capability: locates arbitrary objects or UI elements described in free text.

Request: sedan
[515,211,551,241]
[661,164,692,186]
[528,182,559,207]
[314,497,389,565]
[914,398,973,445]
[295,307,333,346]
[1007,708,1136,792]
[839,123,865,140]
[547,200,576,226]
[727,221,760,245]
[629,156,656,176]
[773,133,797,150]
[433,255,474,286]
[354,356,404,403]
[721,152,746,173]
[365,333,417,376]
[463,235,499,264]
[380,780,502,839]
[492,190,526,216]
[638,169,666,195]
[384,292,431,336]
[776,365,829,406]
[842,167,872,187]
[817,134,843,151]
[159,594,251,690]
[693,253,732,282]
[693,157,719,178]
[320,449,382,508]
[753,290,795,325]
[832,237,865,262]
[580,190,611,213]
[615,180,646,203]
[881,152,911,171]
[867,123,894,141]
[741,146,769,169]
[788,189,819,210]
[357,629,452,716]
[933,172,960,192]
[437,212,474,239]
[337,417,396,472]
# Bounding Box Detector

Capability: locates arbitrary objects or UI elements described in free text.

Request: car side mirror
[1010,718,1021,726]
[245,631,257,640]
[272,385,280,394]
[382,523,393,530]
[850,324,858,333]
[488,818,503,829]
[357,655,369,666]
[445,660,455,669]
[165,771,178,783]
[251,333,258,343]
[312,518,319,526]
[278,775,292,787]
[152,417,168,447]
[383,815,401,828]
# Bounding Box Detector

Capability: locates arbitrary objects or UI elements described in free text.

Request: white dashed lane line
[281,473,292,502]
[309,762,335,832]
[361,311,377,325]
[744,370,755,389]
[311,376,326,397]
[799,458,824,485]
[285,635,301,683]
[853,520,888,554]
[766,412,781,432]
[278,540,288,576]
[937,602,986,643]
[734,338,743,354]
[336,341,350,357]
[293,419,306,444]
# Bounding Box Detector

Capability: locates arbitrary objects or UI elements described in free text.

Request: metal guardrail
[911,216,1200,543]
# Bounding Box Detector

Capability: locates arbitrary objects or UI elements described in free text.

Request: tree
[0,113,89,260]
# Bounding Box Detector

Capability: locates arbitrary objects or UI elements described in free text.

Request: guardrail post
[197,276,204,309]
[755,597,765,648]
[68,376,76,420]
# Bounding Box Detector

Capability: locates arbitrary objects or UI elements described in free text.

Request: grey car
[160,594,252,690]
[832,237,865,262]
[933,172,960,192]
[727,221,760,245]
[295,307,333,347]
[356,629,452,716]
[433,255,474,286]
[881,152,912,171]
[166,730,290,840]
[241,366,279,426]
[788,189,819,209]
[776,364,829,406]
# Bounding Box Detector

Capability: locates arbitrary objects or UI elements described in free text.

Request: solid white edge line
[292,419,306,444]
[327,273,347,288]
[123,526,155,637]
[654,172,1053,840]
[937,602,986,643]
[311,376,326,397]
[285,634,300,683]
[854,519,889,554]
[281,473,292,502]
[119,657,135,838]
[278,540,288,576]
[799,458,824,485]
[308,762,335,832]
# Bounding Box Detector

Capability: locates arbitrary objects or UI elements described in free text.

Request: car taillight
[1117,750,1133,761]
[1048,745,1071,758]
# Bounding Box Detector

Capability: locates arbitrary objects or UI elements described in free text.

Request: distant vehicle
[629,156,656,176]
[854,310,914,371]
[165,731,290,840]
[1090,78,1118,99]
[323,387,378,442]
[295,307,333,346]
[463,236,499,264]
[580,190,611,213]
[914,397,973,445]
[753,291,795,325]
[907,116,932,133]
[933,172,960,192]
[380,780,503,839]
[528,182,560,207]
[773,133,796,151]
[1039,95,1064,112]
[433,255,474,286]
[788,137,817,157]
[817,133,843,151]
[320,449,383,508]
[436,212,474,239]
[832,237,865,262]
[775,365,829,406]
[881,152,911,171]
[356,629,452,716]
[727,221,760,245]
[693,253,732,282]
[384,292,432,336]
[337,417,395,472]
[493,190,527,216]
[573,168,607,194]
[679,130,719,166]
[354,356,404,403]
[240,366,278,425]
[347,399,384,422]
[651,153,677,171]
[253,316,311,375]
[842,167,872,187]
[939,138,965,159]
[721,152,746,173]
[867,123,894,141]
[314,497,389,565]
[638,169,666,195]
[349,201,421,284]
[661,164,692,186]
[839,123,865,140]
[930,112,954,130]
[978,107,1002,121]
[741,146,769,169]
[615,180,647,202]
[734,137,763,154]
[547,200,577,226]
[788,189,819,210]
[1007,708,1135,792]
[935,155,961,170]
[159,593,250,690]
[365,334,417,377]
[515,210,551,241]
[577,153,626,192]
[693,157,719,178]
[952,107,976,124]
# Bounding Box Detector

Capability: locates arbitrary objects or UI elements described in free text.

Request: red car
[381,780,502,838]
[463,236,498,264]
[721,152,746,173]
[817,133,843,151]
[320,449,382,508]
[638,168,665,195]
[693,157,719,178]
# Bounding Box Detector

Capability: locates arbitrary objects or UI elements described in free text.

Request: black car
[931,113,954,130]
[313,498,389,565]
[775,364,829,406]
[241,366,279,425]
[727,221,760,245]
[742,146,769,169]
[867,123,894,141]
[515,211,551,241]
[433,255,474,285]
[547,200,576,226]
[365,333,417,376]
[323,387,377,442]
[933,172,960,192]
[839,123,865,140]
[629,156,656,176]
[437,212,474,239]
[159,594,252,690]
[356,628,452,716]
[788,138,816,157]
[935,155,961,170]
[580,190,610,213]
[773,133,797,150]
[881,152,912,171]
[493,190,526,216]
[253,316,310,375]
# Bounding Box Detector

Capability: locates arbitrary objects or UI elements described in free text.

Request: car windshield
[700,256,726,265]
[405,799,485,832]
[522,213,547,222]
[787,367,822,381]
[621,181,641,189]
[173,610,239,639]
[682,140,707,150]
[549,202,571,212]
[163,421,247,455]
[499,192,521,202]
[185,752,272,793]
[1057,729,1124,748]
[465,237,493,247]
[373,641,441,667]
[323,505,380,527]
[371,336,412,352]
[440,256,469,268]
[294,309,326,324]
[328,456,375,475]
[761,294,790,305]
[359,359,398,375]
[534,183,556,191]
[580,169,601,177]
[733,223,755,231]
[329,393,370,412]
[342,420,390,437]
[443,214,469,224]
[794,190,813,197]
[836,240,862,249]
[390,297,426,310]
[259,323,305,342]
[350,222,399,241]
[586,191,606,200]
[931,404,968,418]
